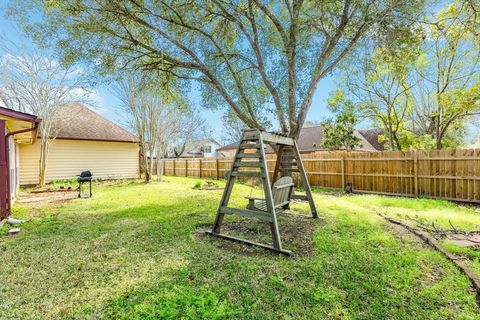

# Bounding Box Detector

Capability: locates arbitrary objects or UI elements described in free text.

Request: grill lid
[78,170,93,178]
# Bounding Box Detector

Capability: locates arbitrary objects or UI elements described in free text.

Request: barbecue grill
[77,170,92,198]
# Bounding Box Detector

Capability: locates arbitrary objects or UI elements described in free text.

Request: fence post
[199,159,202,178]
[216,159,219,179]
[173,159,176,177]
[414,151,418,196]
[341,155,346,190]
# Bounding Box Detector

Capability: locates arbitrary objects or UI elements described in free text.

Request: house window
[203,145,212,153]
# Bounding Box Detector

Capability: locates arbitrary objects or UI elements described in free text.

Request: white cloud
[70,87,109,115]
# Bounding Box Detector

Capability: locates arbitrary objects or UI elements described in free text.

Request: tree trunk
[148,146,154,183]
[141,144,151,183]
[38,139,49,187]
[157,158,164,182]
[388,126,396,151]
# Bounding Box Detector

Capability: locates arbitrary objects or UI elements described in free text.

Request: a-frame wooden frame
[206,129,318,255]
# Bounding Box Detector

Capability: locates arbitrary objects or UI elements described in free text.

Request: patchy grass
[1,177,479,319]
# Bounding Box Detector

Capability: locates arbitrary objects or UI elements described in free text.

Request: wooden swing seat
[246,176,294,212]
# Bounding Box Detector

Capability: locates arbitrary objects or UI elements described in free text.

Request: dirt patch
[17,190,78,208]
[196,212,324,258]
[444,234,480,248]
[30,187,74,194]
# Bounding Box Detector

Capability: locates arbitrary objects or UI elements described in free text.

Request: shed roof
[0,106,40,144]
[51,104,139,143]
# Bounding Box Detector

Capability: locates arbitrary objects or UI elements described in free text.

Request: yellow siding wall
[19,139,139,185]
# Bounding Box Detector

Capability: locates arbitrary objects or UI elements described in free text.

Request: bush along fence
[162,148,480,204]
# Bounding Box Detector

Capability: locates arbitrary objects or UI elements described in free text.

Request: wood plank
[242,133,259,140]
[237,152,262,158]
[258,135,283,250]
[233,161,263,168]
[219,206,274,222]
[261,131,294,146]
[230,171,264,177]
[239,143,261,149]
[279,168,300,173]
[293,140,318,218]
[205,231,292,255]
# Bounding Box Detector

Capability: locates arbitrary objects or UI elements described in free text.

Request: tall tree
[328,1,480,150]
[409,1,480,149]
[117,73,183,182]
[0,43,91,186]
[7,0,423,138]
[170,110,210,158]
[329,18,423,151]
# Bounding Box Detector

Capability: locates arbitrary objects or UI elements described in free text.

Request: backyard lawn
[1,177,480,319]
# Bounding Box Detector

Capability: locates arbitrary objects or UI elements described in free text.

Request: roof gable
[50,104,139,143]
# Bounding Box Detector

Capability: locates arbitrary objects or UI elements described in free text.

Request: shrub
[193,180,204,188]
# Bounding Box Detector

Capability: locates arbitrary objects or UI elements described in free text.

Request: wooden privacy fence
[162,148,480,204]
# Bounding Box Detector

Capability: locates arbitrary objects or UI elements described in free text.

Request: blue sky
[0,11,338,143]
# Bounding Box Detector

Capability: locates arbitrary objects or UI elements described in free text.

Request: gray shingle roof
[50,104,139,143]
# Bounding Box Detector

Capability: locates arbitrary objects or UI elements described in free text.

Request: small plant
[193,179,204,188]
[49,178,78,190]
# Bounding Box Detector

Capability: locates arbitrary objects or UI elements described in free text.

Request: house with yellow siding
[19,104,140,185]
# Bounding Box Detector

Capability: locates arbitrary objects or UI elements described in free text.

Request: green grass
[1,177,480,319]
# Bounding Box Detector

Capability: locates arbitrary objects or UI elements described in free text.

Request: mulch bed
[197,212,324,258]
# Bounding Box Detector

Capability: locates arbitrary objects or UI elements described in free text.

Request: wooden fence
[162,148,480,204]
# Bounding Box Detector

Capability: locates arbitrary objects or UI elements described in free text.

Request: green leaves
[321,109,361,151]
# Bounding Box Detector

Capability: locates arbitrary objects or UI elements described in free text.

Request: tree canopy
[327,0,480,150]
[7,0,424,138]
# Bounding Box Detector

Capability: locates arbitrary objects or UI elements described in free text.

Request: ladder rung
[234,161,263,168]
[230,171,265,177]
[280,168,300,172]
[239,143,261,149]
[237,152,261,158]
[242,134,259,140]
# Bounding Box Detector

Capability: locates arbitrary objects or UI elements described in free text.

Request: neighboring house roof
[357,128,386,151]
[50,104,139,143]
[187,138,221,147]
[217,141,241,152]
[218,126,385,152]
[179,138,221,157]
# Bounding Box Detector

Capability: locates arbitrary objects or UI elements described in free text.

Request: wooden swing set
[206,129,318,255]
